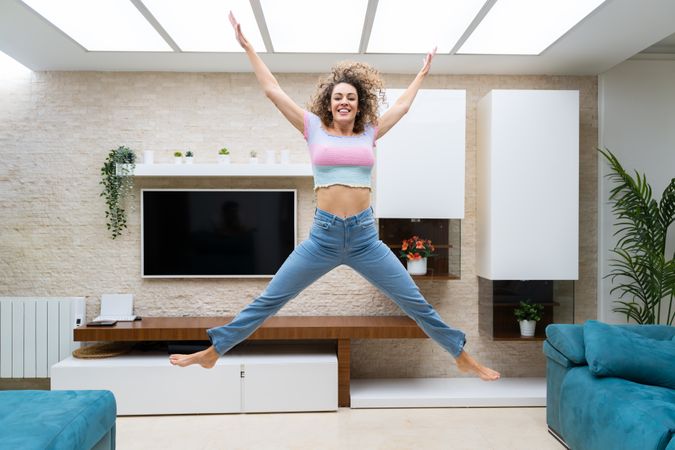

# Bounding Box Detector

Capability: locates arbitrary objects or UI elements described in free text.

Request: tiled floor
[117,407,564,450]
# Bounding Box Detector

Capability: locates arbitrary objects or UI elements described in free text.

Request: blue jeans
[207,206,466,357]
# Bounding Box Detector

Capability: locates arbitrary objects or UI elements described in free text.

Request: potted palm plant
[600,148,674,325]
[185,150,194,164]
[514,300,544,337]
[249,150,258,164]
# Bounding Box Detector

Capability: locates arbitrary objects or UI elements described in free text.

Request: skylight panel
[260,0,368,53]
[21,0,171,51]
[142,0,266,52]
[367,0,488,54]
[458,0,607,55]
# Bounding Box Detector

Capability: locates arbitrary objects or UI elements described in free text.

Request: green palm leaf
[599,148,674,324]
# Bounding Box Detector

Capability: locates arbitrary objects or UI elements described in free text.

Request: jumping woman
[170,12,500,382]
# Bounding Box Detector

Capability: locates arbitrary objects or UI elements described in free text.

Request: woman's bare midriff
[315,185,371,218]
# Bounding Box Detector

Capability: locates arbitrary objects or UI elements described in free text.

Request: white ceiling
[641,31,675,53]
[1,0,675,75]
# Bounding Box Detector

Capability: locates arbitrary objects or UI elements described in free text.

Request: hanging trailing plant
[600,147,675,325]
[100,146,136,239]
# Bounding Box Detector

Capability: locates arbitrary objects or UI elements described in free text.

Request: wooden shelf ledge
[74,316,428,342]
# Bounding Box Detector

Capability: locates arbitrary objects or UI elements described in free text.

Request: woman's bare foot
[169,346,219,369]
[455,350,501,381]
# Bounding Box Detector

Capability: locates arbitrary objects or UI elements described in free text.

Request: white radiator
[0,297,85,378]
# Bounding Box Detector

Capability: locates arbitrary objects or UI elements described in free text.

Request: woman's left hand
[420,46,437,77]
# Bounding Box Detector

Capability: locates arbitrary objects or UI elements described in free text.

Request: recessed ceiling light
[260,0,368,53]
[21,0,172,51]
[142,0,266,52]
[458,0,607,55]
[368,0,488,54]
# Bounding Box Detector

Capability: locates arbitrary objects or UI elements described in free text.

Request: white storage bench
[51,345,337,415]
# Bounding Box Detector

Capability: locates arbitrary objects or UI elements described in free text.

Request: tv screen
[142,189,296,278]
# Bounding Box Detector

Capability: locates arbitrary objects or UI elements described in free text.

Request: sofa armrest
[543,341,574,368]
[545,324,587,365]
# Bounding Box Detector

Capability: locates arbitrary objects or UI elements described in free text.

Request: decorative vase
[143,150,154,164]
[185,156,194,165]
[218,155,230,164]
[174,157,182,165]
[407,257,427,275]
[519,320,537,337]
[280,149,290,164]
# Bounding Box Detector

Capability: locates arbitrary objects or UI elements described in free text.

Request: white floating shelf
[116,163,313,177]
[351,377,546,408]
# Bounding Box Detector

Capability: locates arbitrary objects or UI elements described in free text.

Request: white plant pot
[519,320,537,337]
[174,157,182,165]
[218,155,231,164]
[143,150,154,164]
[185,156,194,164]
[407,257,427,275]
[115,164,134,176]
[250,157,259,164]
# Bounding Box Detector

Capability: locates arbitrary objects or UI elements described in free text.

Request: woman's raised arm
[376,47,436,139]
[229,11,304,134]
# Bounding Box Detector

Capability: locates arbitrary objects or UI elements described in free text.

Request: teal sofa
[0,390,116,450]
[544,321,675,450]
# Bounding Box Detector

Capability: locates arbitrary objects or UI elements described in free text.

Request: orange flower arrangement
[399,235,435,261]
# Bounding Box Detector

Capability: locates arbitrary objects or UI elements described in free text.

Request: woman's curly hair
[307,61,386,134]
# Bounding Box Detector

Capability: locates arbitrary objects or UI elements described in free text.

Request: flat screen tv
[142,189,296,278]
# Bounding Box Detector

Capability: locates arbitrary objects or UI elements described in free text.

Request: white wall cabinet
[477,90,579,280]
[375,89,465,219]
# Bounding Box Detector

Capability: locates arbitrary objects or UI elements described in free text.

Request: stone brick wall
[0,71,597,378]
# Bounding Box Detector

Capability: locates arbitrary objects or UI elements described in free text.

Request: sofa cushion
[0,390,116,450]
[560,366,675,450]
[584,320,675,390]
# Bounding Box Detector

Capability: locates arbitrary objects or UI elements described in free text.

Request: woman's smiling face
[330,82,358,126]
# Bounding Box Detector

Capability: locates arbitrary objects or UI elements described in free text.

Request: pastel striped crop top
[303,111,378,191]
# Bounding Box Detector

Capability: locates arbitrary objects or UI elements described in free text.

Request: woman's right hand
[228,11,251,50]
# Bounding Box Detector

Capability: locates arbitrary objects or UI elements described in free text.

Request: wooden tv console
[74,316,427,407]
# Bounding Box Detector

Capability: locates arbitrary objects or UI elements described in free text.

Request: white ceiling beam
[132,0,181,52]
[250,0,273,53]
[449,0,497,55]
[358,0,379,54]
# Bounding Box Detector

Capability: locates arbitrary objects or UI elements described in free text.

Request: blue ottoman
[0,390,116,450]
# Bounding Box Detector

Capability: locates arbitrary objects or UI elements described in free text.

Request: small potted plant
[514,300,544,337]
[185,150,194,164]
[218,147,230,164]
[173,151,183,164]
[399,235,435,275]
[100,146,136,239]
[249,150,258,164]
